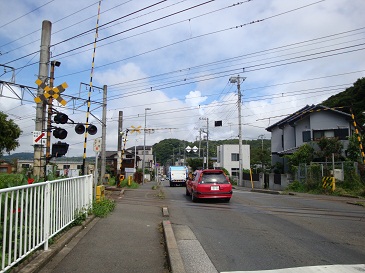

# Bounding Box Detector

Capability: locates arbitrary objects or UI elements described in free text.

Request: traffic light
[52,142,69,157]
[53,128,68,139]
[88,125,97,135]
[54,113,68,124]
[75,123,97,135]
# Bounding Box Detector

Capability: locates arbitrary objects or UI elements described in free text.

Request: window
[231,168,239,177]
[313,129,348,140]
[63,165,70,169]
[22,164,30,168]
[302,131,311,142]
[77,165,82,169]
[231,153,239,161]
[334,128,349,140]
[200,172,229,184]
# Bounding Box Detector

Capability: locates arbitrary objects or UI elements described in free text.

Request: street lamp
[229,75,246,186]
[142,108,151,184]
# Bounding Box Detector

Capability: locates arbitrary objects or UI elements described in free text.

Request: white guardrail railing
[0,175,93,273]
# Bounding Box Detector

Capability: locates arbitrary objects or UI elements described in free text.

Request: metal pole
[45,61,58,178]
[34,20,51,179]
[135,139,138,169]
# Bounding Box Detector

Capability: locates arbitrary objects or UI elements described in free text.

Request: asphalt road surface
[162,181,365,273]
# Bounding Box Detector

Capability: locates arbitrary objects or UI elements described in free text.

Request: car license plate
[211,186,219,190]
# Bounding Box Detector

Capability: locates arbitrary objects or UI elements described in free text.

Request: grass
[92,198,116,217]
[285,180,365,198]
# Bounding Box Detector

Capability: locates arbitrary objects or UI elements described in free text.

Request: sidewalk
[21,182,170,273]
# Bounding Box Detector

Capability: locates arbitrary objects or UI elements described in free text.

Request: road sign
[192,146,198,153]
[33,131,46,145]
[185,146,191,152]
[93,138,102,152]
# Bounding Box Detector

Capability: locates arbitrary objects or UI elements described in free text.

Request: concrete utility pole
[206,118,209,168]
[34,20,51,179]
[100,85,107,184]
[117,111,123,176]
[142,108,151,184]
[230,75,246,186]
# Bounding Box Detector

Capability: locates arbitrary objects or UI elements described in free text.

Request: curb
[251,188,281,194]
[14,215,96,273]
[162,219,186,273]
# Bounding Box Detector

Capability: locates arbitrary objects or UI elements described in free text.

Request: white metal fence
[0,175,93,273]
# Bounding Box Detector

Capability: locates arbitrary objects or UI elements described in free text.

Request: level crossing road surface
[162,180,365,273]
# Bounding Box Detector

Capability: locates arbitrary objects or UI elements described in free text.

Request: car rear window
[200,173,229,184]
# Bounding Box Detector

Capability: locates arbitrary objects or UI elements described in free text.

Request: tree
[186,158,203,171]
[316,137,343,162]
[0,112,22,157]
[286,143,315,167]
[346,134,362,162]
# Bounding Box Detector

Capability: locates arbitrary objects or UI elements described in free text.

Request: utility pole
[199,117,209,168]
[100,85,107,184]
[230,75,246,186]
[142,108,151,184]
[117,111,123,177]
[34,20,51,179]
[206,118,209,168]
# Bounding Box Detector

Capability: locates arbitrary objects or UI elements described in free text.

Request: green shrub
[119,179,139,189]
[92,198,115,218]
[0,174,27,189]
[286,180,306,192]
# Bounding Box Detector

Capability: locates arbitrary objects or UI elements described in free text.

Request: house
[125,145,154,171]
[105,145,154,179]
[17,159,94,177]
[266,104,354,172]
[214,144,250,179]
[0,161,13,174]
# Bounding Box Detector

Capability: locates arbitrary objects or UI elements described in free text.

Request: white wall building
[214,144,250,177]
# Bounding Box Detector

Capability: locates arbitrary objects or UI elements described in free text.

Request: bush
[92,198,116,218]
[286,180,306,192]
[119,179,139,189]
[0,174,27,189]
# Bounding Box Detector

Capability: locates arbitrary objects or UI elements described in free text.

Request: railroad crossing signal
[130,125,142,134]
[34,79,68,106]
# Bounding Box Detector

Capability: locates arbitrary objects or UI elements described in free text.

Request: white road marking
[221,264,365,273]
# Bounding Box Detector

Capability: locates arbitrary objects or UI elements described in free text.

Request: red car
[186,169,232,202]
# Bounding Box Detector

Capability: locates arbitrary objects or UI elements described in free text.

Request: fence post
[43,181,51,250]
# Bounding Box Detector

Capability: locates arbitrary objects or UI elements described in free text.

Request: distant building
[214,144,250,178]
[16,159,94,177]
[0,161,12,174]
[104,145,154,179]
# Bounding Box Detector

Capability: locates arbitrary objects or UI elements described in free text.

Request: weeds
[92,198,116,218]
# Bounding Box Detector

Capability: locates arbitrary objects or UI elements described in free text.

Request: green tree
[286,143,315,168]
[316,137,343,162]
[186,158,203,171]
[0,112,22,157]
[346,134,362,162]
[322,77,365,126]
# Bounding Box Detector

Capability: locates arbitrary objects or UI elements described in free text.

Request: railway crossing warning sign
[34,79,68,106]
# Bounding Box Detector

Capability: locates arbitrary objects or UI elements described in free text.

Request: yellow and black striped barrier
[322,176,335,191]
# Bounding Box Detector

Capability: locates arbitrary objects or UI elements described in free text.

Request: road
[161,181,365,272]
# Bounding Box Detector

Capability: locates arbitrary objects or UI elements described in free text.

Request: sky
[0,0,365,158]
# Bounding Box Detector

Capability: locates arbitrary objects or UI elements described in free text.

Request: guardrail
[0,175,93,273]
